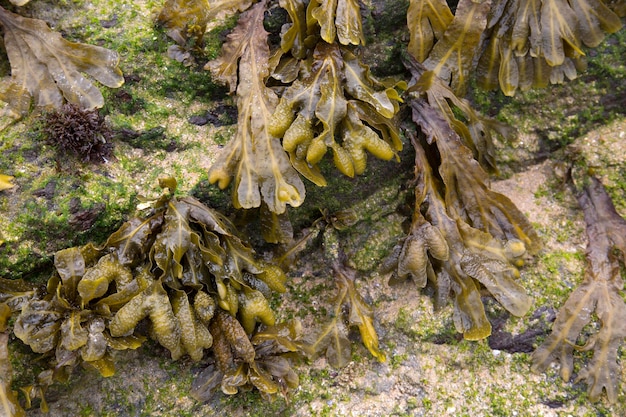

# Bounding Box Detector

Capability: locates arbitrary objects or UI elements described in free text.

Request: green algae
[0,0,227,280]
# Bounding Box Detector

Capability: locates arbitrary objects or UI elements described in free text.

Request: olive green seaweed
[207,0,403,222]
[0,175,15,191]
[0,5,124,121]
[1,178,299,410]
[293,211,386,366]
[407,0,625,96]
[207,0,307,216]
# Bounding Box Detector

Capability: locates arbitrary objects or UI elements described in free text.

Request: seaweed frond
[407,0,624,95]
[0,5,124,120]
[191,314,302,400]
[299,213,386,366]
[477,0,624,95]
[1,330,25,417]
[206,0,402,216]
[3,178,295,408]
[531,177,626,403]
[0,175,15,192]
[207,0,306,214]
[392,58,540,340]
[269,43,402,184]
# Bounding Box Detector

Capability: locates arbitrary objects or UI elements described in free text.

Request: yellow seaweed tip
[208,168,231,189]
[0,174,15,191]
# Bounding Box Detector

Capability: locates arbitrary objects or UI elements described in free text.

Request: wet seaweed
[1,179,300,410]
[0,3,123,123]
[532,177,626,403]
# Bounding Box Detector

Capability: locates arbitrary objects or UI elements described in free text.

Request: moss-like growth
[41,104,114,163]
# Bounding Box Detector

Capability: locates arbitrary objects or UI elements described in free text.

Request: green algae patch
[0,0,226,280]
[0,146,138,280]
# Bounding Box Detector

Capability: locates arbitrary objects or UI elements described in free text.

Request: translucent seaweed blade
[0,332,26,417]
[0,6,123,116]
[207,0,305,214]
[541,0,584,66]
[335,0,365,46]
[279,0,308,58]
[532,177,626,403]
[309,0,338,44]
[570,0,623,48]
[407,0,454,62]
[335,264,386,363]
[422,0,491,94]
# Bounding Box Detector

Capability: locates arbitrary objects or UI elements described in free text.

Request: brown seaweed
[392,57,540,340]
[1,331,25,417]
[207,0,402,216]
[207,0,306,215]
[0,175,15,192]
[0,5,124,120]
[192,318,302,400]
[299,213,386,366]
[407,0,624,95]
[531,177,626,403]
[3,178,295,408]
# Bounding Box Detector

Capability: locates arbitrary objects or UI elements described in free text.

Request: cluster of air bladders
[3,180,301,406]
